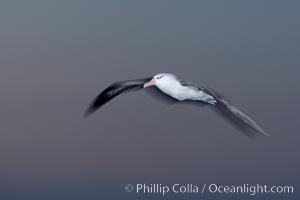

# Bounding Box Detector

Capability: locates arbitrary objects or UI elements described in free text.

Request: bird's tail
[207,89,270,138]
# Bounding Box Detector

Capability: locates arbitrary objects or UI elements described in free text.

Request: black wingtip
[213,101,271,138]
[83,108,92,118]
[83,110,92,118]
[83,103,98,118]
[84,77,152,118]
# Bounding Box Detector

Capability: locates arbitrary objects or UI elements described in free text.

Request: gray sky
[0,1,299,199]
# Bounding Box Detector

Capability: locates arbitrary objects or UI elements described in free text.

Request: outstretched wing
[85,77,151,116]
[179,80,270,137]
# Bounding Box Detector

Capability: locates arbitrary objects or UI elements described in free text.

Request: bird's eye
[157,76,163,79]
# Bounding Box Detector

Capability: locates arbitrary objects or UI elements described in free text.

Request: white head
[143,73,177,88]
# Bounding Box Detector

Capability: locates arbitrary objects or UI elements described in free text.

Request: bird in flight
[85,73,270,137]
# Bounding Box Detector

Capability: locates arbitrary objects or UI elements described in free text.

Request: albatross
[85,73,270,137]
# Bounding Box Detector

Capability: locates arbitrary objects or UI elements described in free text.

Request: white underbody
[155,81,217,104]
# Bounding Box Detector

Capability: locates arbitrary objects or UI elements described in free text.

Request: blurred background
[0,1,299,199]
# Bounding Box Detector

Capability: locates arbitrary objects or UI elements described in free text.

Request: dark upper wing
[179,79,227,100]
[179,79,270,137]
[85,77,151,117]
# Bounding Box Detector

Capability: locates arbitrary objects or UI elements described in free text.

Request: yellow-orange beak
[143,79,155,88]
